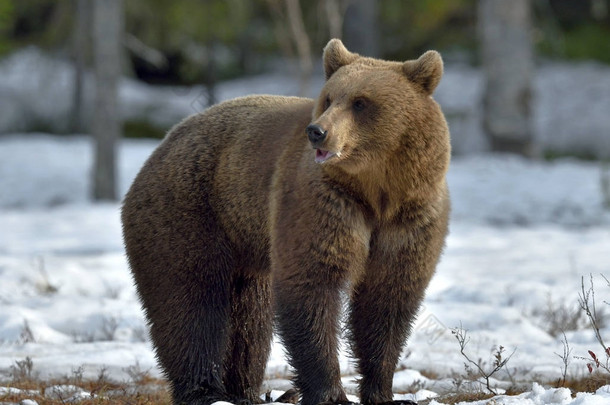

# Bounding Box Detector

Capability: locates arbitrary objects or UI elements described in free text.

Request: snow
[423,383,610,405]
[1,136,609,404]
[1,61,610,403]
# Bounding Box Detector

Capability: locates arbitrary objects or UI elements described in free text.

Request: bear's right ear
[323,39,358,80]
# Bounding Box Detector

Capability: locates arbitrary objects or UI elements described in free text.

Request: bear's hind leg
[152,249,235,405]
[124,208,237,405]
[223,270,274,404]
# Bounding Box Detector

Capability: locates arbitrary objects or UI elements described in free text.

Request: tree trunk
[71,0,89,133]
[265,0,296,61]
[324,0,345,39]
[285,0,313,97]
[479,0,534,156]
[204,40,218,107]
[343,0,379,57]
[92,0,123,201]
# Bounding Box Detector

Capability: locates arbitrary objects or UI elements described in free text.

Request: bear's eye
[352,98,367,112]
[324,96,331,110]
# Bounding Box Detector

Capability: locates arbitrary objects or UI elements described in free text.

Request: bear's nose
[306,124,327,147]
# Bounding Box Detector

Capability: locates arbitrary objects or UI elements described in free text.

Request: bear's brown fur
[122,38,450,405]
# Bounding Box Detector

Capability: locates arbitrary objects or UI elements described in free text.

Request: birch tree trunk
[92,0,123,201]
[479,0,534,156]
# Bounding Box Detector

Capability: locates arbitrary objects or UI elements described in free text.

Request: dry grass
[423,391,495,404]
[3,373,610,405]
[0,375,171,404]
[552,372,610,395]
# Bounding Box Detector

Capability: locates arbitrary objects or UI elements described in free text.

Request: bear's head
[307,39,450,185]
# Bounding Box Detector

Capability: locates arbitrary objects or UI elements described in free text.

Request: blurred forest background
[4,0,610,81]
[1,0,609,200]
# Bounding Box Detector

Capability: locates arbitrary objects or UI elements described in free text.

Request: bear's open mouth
[315,149,337,163]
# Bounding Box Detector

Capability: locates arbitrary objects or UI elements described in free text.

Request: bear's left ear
[323,38,358,80]
[402,50,443,95]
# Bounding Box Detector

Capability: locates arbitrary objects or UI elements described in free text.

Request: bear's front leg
[349,218,447,405]
[274,270,348,405]
[271,192,369,405]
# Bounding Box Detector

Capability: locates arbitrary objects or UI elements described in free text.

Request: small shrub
[70,366,84,386]
[554,332,572,388]
[9,357,36,382]
[451,325,516,395]
[577,275,610,376]
[529,294,588,337]
[124,361,152,385]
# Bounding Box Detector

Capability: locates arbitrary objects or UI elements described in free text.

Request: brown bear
[122,38,450,405]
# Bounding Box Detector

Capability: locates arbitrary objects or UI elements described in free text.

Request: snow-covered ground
[1,134,609,404]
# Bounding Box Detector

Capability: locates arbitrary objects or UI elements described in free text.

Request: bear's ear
[323,38,358,80]
[402,50,443,95]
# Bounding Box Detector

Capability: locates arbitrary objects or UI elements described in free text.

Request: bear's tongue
[315,149,333,163]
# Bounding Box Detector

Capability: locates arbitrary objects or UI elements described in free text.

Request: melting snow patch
[44,384,92,402]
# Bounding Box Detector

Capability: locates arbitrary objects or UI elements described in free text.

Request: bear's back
[123,95,314,268]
